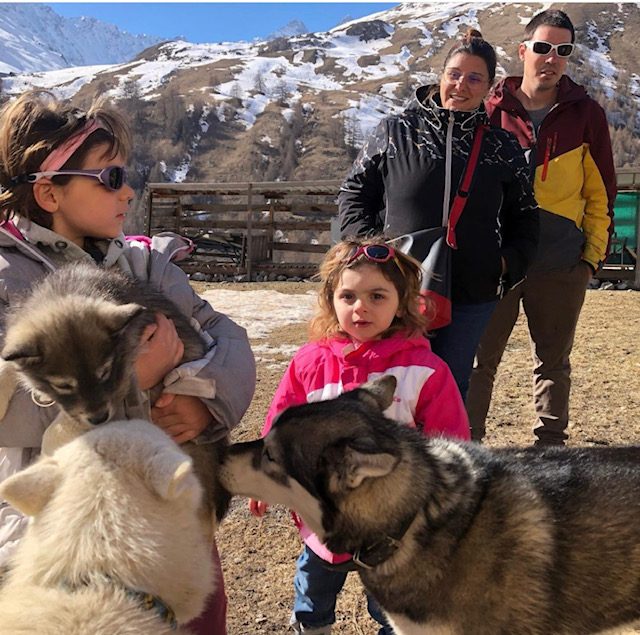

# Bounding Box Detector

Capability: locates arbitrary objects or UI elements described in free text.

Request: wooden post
[268,197,275,263]
[246,183,253,280]
[145,187,153,236]
[634,191,640,290]
[175,196,183,235]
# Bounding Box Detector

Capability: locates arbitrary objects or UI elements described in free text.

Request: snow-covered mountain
[1,2,638,188]
[0,3,163,73]
[265,19,309,41]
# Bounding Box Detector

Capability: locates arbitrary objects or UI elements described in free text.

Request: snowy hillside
[1,1,638,187]
[0,3,163,73]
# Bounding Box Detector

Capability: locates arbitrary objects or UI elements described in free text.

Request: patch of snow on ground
[251,343,301,364]
[199,289,316,340]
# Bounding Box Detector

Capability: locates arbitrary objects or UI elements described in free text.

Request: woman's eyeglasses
[443,69,488,88]
[345,244,396,265]
[13,166,127,191]
[523,40,574,58]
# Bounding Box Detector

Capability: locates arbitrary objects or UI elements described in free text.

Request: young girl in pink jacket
[250,238,470,634]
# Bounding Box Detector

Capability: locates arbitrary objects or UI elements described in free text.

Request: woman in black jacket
[338,29,539,402]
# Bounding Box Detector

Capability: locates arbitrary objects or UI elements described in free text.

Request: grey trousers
[466,262,591,445]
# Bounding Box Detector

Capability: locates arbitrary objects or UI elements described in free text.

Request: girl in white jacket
[0,89,256,634]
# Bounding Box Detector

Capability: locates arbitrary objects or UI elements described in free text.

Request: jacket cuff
[501,247,526,290]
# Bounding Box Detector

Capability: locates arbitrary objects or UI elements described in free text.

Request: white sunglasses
[523,40,574,58]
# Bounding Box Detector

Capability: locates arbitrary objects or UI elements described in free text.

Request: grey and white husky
[2,261,204,426]
[219,375,640,635]
[1,261,229,523]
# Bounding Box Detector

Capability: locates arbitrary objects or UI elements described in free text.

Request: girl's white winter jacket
[0,217,256,568]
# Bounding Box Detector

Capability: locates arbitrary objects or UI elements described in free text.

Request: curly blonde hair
[309,237,430,340]
[0,89,131,228]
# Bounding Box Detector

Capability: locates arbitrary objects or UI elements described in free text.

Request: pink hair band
[39,119,104,172]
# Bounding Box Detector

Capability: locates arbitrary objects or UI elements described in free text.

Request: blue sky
[48,2,397,43]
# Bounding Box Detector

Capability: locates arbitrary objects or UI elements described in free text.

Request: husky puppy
[1,261,229,524]
[0,420,214,634]
[1,261,204,426]
[219,375,640,635]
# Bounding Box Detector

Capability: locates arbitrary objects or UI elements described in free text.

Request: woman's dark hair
[443,28,497,82]
[524,9,575,43]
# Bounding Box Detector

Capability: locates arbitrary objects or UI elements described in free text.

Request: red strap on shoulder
[0,219,25,242]
[446,125,487,249]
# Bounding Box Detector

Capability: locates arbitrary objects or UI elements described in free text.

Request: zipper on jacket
[536,103,559,182]
[540,131,558,182]
[442,111,455,226]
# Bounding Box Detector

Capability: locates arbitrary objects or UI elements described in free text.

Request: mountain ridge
[0,3,164,73]
[1,1,637,214]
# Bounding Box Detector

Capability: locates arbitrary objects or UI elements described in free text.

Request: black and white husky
[219,375,640,635]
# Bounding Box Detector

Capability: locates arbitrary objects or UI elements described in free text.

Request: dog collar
[125,587,177,630]
[353,535,402,569]
[325,524,412,573]
[62,575,177,630]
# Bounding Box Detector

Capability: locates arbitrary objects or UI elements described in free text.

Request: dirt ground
[196,282,640,634]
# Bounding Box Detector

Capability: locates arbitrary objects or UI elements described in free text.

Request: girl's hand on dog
[151,393,213,444]
[135,313,184,390]
[249,499,269,517]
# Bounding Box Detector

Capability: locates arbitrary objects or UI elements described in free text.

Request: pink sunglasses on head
[345,244,396,265]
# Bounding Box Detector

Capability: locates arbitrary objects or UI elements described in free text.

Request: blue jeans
[292,546,394,634]
[429,300,498,401]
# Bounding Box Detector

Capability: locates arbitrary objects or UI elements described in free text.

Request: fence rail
[144,170,639,286]
[145,180,341,278]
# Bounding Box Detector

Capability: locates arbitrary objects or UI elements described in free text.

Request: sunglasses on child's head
[13,166,127,191]
[345,244,396,265]
[523,40,574,57]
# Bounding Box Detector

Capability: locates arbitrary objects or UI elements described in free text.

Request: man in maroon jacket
[466,9,616,445]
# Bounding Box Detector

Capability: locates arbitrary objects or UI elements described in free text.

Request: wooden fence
[144,180,341,278]
[144,170,640,286]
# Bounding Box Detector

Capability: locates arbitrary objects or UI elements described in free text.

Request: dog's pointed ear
[146,449,201,503]
[104,302,145,333]
[352,375,397,412]
[343,441,399,489]
[0,458,62,516]
[1,338,42,366]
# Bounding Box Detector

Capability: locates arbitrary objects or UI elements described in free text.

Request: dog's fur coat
[219,376,640,635]
[0,420,214,634]
[0,262,229,525]
[1,261,205,427]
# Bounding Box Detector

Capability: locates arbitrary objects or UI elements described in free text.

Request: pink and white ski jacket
[262,332,470,563]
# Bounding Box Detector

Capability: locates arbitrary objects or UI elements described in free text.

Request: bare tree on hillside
[253,72,267,96]
[344,112,363,160]
[274,80,290,106]
[230,82,244,109]
[327,115,346,149]
[397,75,416,102]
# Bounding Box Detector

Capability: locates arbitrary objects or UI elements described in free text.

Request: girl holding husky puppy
[250,238,470,635]
[0,90,256,634]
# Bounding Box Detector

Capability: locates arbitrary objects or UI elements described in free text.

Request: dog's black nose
[88,411,110,426]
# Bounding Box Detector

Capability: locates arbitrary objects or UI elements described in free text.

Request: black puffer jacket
[338,85,539,304]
